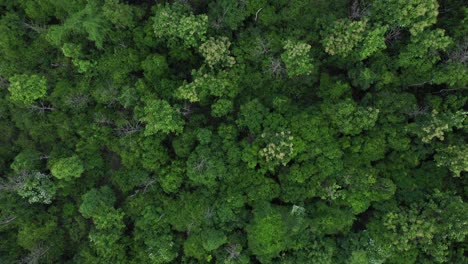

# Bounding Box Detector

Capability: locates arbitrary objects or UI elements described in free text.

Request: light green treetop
[8,74,47,105]
[153,4,208,48]
[281,40,314,77]
[139,99,184,136]
[50,155,84,180]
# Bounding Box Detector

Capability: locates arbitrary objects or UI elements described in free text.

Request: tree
[141,54,169,82]
[208,0,248,30]
[79,187,127,262]
[211,98,233,117]
[321,98,380,136]
[16,171,56,204]
[50,155,84,180]
[10,149,42,173]
[322,18,387,60]
[247,203,288,261]
[199,37,235,69]
[46,1,111,49]
[152,4,208,48]
[8,74,47,105]
[371,0,439,35]
[258,130,295,170]
[281,40,314,77]
[138,99,184,136]
[408,110,466,143]
[434,144,468,177]
[186,145,226,187]
[397,29,452,84]
[0,1,466,263]
[367,190,467,263]
[176,70,238,104]
[322,19,367,57]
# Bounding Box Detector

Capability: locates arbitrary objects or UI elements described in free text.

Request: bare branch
[39,155,50,161]
[0,214,17,225]
[23,21,47,33]
[385,26,402,45]
[129,178,157,198]
[20,242,50,264]
[204,207,215,219]
[180,102,193,117]
[194,158,208,173]
[254,8,263,22]
[407,79,433,87]
[0,171,30,191]
[225,244,241,260]
[254,37,271,57]
[448,38,468,65]
[432,88,468,94]
[115,120,143,137]
[66,93,90,108]
[407,106,429,117]
[94,112,113,126]
[29,102,55,114]
[0,75,8,87]
[186,222,194,236]
[266,58,285,78]
[349,0,369,20]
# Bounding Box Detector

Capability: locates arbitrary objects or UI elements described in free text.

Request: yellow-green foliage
[259,131,294,167]
[8,74,47,105]
[418,110,466,143]
[435,145,468,177]
[281,40,314,76]
[372,0,439,35]
[153,4,208,47]
[50,156,84,180]
[322,19,366,57]
[0,1,466,263]
[199,37,235,69]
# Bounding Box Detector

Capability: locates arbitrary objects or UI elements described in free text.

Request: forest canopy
[0,0,467,263]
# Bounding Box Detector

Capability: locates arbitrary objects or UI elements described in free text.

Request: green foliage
[46,2,111,49]
[139,99,184,135]
[322,19,367,57]
[50,155,84,180]
[435,144,468,177]
[153,4,208,48]
[398,29,452,82]
[208,0,248,30]
[141,54,169,81]
[247,204,288,261]
[16,171,56,204]
[79,186,117,221]
[322,99,380,135]
[79,187,126,262]
[8,74,47,105]
[409,110,466,143]
[102,0,136,28]
[176,70,238,104]
[236,99,268,134]
[186,145,226,187]
[211,98,233,117]
[10,150,41,173]
[371,0,439,35]
[369,191,467,263]
[358,26,388,60]
[202,229,227,251]
[258,130,295,169]
[1,1,466,263]
[281,40,314,77]
[322,19,387,60]
[199,37,235,69]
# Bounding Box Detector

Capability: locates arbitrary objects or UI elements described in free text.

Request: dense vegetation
[0,0,467,263]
